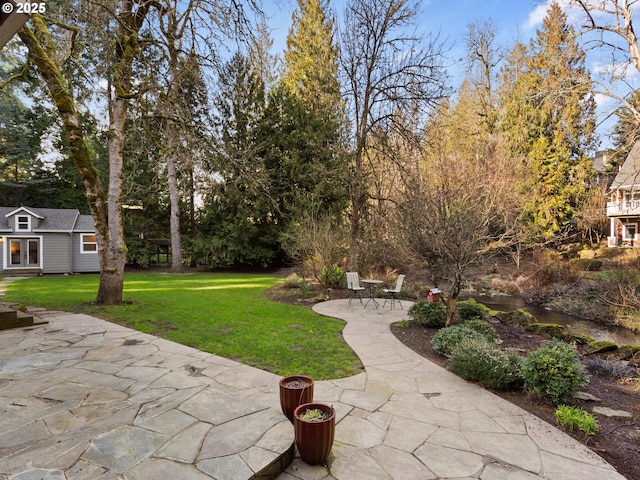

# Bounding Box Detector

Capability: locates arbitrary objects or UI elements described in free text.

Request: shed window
[81,234,98,253]
[16,215,30,231]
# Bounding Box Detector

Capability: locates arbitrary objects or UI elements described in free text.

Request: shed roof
[0,206,95,233]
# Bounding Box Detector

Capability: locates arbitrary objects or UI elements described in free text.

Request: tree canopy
[3,0,628,305]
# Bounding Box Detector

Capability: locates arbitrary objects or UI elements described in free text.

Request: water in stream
[463,293,640,346]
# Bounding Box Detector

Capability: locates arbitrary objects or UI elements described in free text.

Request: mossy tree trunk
[18,16,115,300]
[19,2,154,303]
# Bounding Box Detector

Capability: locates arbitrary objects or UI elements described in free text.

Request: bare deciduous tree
[282,212,348,290]
[339,0,449,270]
[568,1,640,127]
[18,0,259,300]
[398,133,522,326]
[19,1,157,303]
[464,19,503,133]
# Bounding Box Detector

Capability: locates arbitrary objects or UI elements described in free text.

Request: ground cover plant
[554,405,598,435]
[3,273,362,380]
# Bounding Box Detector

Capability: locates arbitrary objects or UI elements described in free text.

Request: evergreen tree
[201,51,280,267]
[268,0,348,222]
[0,39,94,210]
[282,0,341,113]
[611,90,640,166]
[499,1,597,240]
[0,92,43,183]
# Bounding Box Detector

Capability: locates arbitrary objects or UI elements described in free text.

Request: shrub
[126,238,156,268]
[282,274,308,289]
[409,302,446,327]
[449,337,523,389]
[457,299,488,321]
[583,357,638,379]
[490,277,523,296]
[431,325,483,357]
[319,264,344,289]
[568,258,603,271]
[462,318,498,342]
[555,405,598,435]
[527,249,581,289]
[520,340,589,404]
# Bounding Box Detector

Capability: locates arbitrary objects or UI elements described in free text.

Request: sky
[261,0,636,149]
[264,0,551,78]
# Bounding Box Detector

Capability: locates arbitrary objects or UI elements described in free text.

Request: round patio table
[361,279,383,309]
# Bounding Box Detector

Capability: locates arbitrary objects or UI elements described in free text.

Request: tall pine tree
[499,1,597,240]
[265,0,348,221]
[201,51,279,267]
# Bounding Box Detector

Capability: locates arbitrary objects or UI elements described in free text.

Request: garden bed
[391,319,640,480]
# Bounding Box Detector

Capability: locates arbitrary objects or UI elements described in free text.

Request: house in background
[0,206,100,275]
[592,150,617,189]
[607,142,640,247]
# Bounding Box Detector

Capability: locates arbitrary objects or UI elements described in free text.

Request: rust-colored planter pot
[279,375,314,423]
[293,402,335,466]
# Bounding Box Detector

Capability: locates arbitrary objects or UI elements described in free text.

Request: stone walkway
[0,286,629,479]
[277,300,628,480]
[0,308,293,479]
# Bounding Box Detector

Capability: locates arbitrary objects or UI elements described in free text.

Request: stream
[462,293,640,346]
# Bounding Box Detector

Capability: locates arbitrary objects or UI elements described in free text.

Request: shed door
[9,239,39,267]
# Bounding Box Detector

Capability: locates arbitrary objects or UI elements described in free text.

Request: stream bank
[462,292,640,346]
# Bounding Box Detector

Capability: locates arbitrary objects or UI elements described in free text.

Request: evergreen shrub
[521,340,589,404]
[408,301,446,327]
[320,264,344,289]
[457,299,488,321]
[431,325,483,357]
[449,338,523,389]
[461,318,498,342]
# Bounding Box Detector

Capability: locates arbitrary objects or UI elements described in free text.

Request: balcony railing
[607,200,640,216]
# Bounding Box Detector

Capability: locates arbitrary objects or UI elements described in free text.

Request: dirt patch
[391,319,640,480]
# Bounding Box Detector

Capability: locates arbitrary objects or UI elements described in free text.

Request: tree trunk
[349,170,361,270]
[444,272,463,327]
[161,12,185,274]
[96,96,128,304]
[187,167,197,267]
[349,137,365,271]
[93,1,154,303]
[166,146,183,272]
[18,18,119,303]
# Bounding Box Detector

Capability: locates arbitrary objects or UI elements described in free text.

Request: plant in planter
[279,374,314,423]
[293,402,335,465]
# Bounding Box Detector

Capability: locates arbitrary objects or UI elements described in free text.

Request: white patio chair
[346,272,365,305]
[383,274,405,309]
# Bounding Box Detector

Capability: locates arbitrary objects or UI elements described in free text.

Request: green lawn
[3,272,362,380]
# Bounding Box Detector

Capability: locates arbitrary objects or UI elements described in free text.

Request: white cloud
[525,2,551,30]
[524,0,582,31]
[594,92,615,109]
[591,60,637,79]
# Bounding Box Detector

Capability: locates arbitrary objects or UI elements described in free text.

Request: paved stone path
[0,288,629,480]
[0,308,293,480]
[277,300,628,480]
